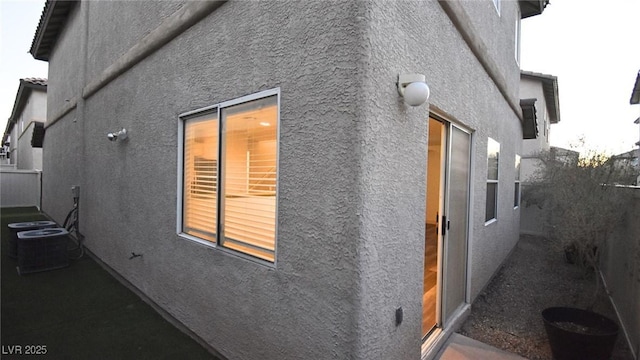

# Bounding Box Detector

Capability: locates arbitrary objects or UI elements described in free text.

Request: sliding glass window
[179,89,279,264]
[485,138,500,223]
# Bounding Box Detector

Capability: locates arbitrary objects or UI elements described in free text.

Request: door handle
[442,215,447,236]
[442,215,450,237]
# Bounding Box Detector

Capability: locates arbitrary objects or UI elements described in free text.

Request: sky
[1,0,639,155]
[519,0,639,155]
[0,0,47,133]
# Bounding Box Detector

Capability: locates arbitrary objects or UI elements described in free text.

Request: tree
[523,149,637,308]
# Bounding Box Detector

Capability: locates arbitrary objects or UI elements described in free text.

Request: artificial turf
[1,207,220,360]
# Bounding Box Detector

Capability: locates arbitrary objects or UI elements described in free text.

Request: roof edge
[630,71,640,105]
[519,0,549,19]
[2,79,48,143]
[521,70,560,124]
[29,1,78,61]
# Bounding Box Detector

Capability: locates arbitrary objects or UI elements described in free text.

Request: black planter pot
[542,307,619,360]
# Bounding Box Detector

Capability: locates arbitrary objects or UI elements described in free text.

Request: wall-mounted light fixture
[107,128,128,142]
[397,73,430,106]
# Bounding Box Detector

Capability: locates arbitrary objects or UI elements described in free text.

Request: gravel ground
[459,234,634,360]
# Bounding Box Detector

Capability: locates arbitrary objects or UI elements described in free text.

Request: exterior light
[107,128,128,142]
[397,73,430,106]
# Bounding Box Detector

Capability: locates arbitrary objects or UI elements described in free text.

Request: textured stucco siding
[458,0,522,110]
[22,90,48,126]
[41,109,83,226]
[86,1,187,83]
[16,122,42,170]
[520,77,550,160]
[47,3,83,121]
[15,91,46,170]
[46,1,367,359]
[43,1,85,228]
[445,1,523,301]
[358,1,522,316]
[41,0,525,359]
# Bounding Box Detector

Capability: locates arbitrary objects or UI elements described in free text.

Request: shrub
[523,150,637,307]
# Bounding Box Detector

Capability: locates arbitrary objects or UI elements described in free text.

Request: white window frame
[515,16,521,64]
[485,138,500,224]
[177,88,280,266]
[514,154,521,209]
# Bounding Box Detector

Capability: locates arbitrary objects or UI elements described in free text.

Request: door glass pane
[443,126,471,324]
[220,95,278,262]
[424,118,444,336]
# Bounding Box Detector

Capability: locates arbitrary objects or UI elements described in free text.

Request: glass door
[423,119,471,337]
[441,125,471,325]
[423,118,445,336]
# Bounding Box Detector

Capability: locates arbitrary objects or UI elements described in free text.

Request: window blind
[183,114,218,242]
[221,95,277,262]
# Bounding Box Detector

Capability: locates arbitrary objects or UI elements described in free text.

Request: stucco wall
[43,1,85,228]
[47,4,83,121]
[519,76,550,160]
[86,1,186,83]
[42,1,525,359]
[14,90,46,170]
[349,1,523,356]
[458,0,522,109]
[360,1,522,303]
[16,122,42,170]
[46,1,366,359]
[41,109,83,226]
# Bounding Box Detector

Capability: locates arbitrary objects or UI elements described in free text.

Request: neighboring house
[1,78,47,170]
[519,71,560,181]
[30,1,548,359]
[0,147,9,165]
[610,149,639,180]
[518,71,573,236]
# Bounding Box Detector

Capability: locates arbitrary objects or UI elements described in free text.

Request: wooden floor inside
[422,224,438,336]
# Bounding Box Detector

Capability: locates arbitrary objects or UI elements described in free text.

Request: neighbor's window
[179,89,279,263]
[485,138,500,223]
[514,154,521,208]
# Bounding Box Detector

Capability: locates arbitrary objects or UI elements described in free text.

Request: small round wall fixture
[107,128,128,142]
[397,73,430,106]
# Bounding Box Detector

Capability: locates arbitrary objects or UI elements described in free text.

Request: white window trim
[515,16,521,65]
[176,88,281,267]
[514,182,521,209]
[514,154,521,209]
[485,218,497,226]
[485,138,499,224]
[485,179,499,225]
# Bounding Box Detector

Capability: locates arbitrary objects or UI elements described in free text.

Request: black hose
[63,206,84,259]
[63,207,77,230]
